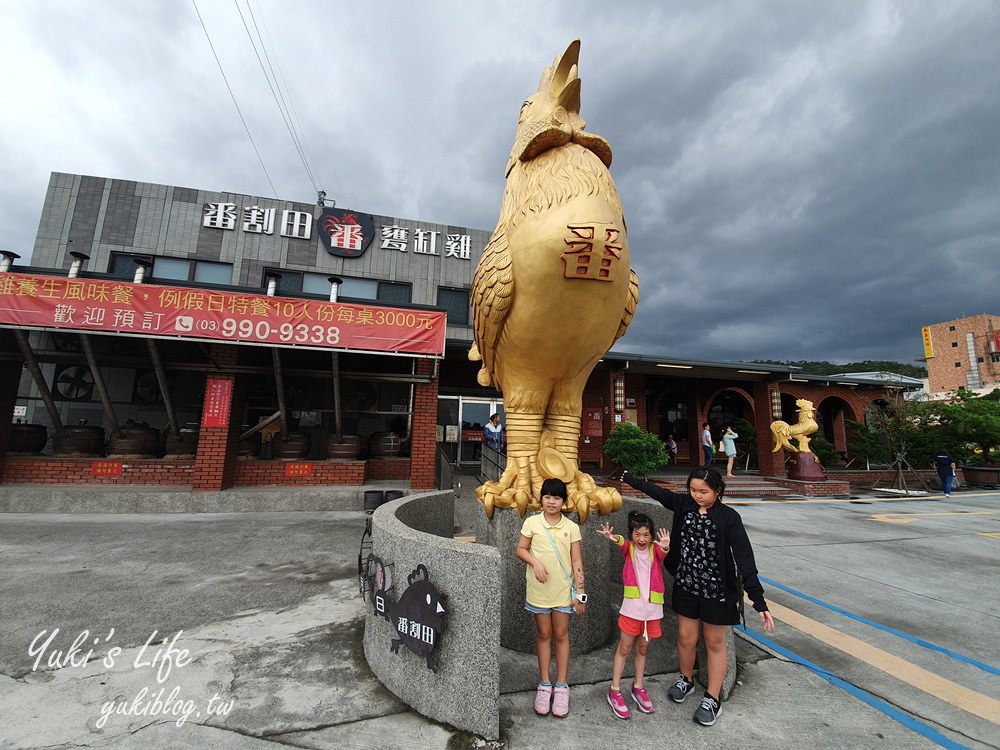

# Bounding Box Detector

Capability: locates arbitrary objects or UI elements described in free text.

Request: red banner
[0,273,446,357]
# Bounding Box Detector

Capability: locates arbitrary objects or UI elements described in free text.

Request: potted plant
[603,422,669,477]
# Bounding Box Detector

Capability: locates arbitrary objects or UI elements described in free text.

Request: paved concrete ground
[1,475,996,749]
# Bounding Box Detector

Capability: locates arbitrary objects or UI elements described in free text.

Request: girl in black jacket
[620,467,775,726]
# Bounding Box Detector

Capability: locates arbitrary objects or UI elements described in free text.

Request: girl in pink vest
[598,511,670,720]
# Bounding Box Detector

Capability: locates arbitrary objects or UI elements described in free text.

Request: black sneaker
[667,675,695,703]
[693,695,721,726]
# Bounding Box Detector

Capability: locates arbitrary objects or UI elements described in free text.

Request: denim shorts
[524,602,575,615]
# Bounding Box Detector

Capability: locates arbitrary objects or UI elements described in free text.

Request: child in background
[516,478,587,718]
[598,511,670,719]
[619,467,775,727]
[722,425,739,478]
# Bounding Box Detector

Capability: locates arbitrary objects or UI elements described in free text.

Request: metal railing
[435,445,457,491]
[480,445,506,484]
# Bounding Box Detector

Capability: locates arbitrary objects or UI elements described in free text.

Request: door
[458,398,504,465]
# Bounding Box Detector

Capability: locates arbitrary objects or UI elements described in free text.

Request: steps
[627,473,803,498]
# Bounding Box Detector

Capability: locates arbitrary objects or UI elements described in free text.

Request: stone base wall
[364,491,502,741]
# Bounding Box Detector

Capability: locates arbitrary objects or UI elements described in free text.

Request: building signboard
[318,208,376,258]
[0,273,446,357]
[922,326,934,359]
[200,199,472,263]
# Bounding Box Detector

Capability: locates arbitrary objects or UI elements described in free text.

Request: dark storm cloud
[1,1,997,366]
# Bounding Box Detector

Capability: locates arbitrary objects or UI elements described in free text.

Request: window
[377,282,411,304]
[949,325,956,331]
[437,288,470,325]
[339,278,377,299]
[992,353,1000,363]
[952,342,959,347]
[266,270,335,296]
[260,270,410,303]
[108,253,152,278]
[154,258,191,280]
[955,362,962,367]
[109,253,232,284]
[193,262,231,285]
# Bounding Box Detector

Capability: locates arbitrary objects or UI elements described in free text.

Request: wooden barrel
[9,424,48,453]
[369,432,401,458]
[271,432,311,460]
[108,427,161,457]
[163,427,199,457]
[52,426,106,457]
[327,434,361,460]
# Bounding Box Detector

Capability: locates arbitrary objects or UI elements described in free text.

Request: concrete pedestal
[477,505,613,654]
[787,451,825,481]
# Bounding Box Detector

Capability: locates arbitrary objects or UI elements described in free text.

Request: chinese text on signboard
[0,273,446,357]
[202,379,233,427]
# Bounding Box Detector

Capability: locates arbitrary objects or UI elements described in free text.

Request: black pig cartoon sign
[385,564,446,671]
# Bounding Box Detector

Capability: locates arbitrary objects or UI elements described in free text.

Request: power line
[236,0,322,195]
[192,0,279,198]
[251,0,323,196]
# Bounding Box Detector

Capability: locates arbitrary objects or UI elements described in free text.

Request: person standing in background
[934,448,957,497]
[484,413,504,451]
[665,434,678,465]
[700,423,713,468]
[722,425,739,478]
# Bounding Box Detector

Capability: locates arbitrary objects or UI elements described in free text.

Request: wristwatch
[575,592,588,604]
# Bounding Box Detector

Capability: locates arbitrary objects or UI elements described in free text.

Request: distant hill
[751,360,927,379]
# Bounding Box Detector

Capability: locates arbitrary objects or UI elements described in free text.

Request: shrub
[603,422,669,477]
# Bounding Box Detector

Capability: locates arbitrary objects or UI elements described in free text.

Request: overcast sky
[2,0,998,366]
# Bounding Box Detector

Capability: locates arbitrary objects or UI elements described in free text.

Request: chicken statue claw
[472,38,639,522]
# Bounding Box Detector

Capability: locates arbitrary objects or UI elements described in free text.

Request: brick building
[921,314,1000,397]
[0,172,904,491]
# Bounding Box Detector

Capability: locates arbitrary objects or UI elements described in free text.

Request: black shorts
[672,585,741,626]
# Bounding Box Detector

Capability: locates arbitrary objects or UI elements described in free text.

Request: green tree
[603,422,669,477]
[809,434,841,467]
[933,391,1000,465]
[862,386,934,488]
[845,419,889,466]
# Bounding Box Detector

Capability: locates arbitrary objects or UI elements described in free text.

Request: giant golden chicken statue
[470,40,639,520]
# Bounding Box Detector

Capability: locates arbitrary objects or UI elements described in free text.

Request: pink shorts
[618,614,661,639]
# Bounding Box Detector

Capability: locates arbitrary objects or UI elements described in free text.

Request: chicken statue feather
[470,39,639,520]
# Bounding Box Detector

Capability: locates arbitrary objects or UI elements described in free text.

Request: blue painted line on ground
[736,625,969,750]
[759,575,1000,677]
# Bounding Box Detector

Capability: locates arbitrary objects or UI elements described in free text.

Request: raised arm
[620,470,684,511]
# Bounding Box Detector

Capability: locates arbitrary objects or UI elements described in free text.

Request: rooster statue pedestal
[787,451,826,481]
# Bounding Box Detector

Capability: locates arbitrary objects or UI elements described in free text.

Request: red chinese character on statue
[561,223,622,282]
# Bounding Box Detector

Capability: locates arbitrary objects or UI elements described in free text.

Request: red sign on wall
[202,378,233,427]
[91,461,122,477]
[284,462,313,477]
[0,273,446,357]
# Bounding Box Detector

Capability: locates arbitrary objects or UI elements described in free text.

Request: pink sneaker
[534,683,552,715]
[630,684,655,714]
[607,688,631,719]
[552,685,570,718]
